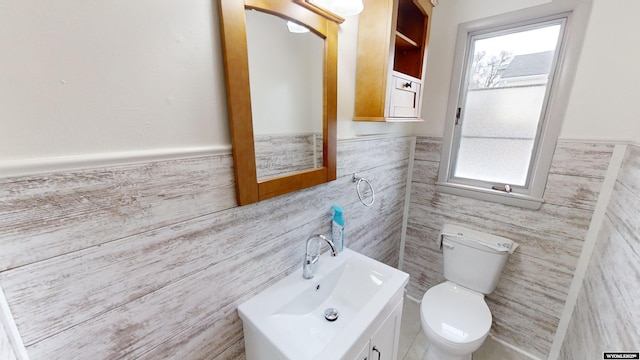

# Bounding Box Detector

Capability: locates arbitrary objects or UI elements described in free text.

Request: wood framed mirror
[218,0,339,206]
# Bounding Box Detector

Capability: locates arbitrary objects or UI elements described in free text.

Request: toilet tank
[440,224,516,294]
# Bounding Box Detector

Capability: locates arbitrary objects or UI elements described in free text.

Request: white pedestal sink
[238,248,409,360]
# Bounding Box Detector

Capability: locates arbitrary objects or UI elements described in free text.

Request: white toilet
[420,224,517,360]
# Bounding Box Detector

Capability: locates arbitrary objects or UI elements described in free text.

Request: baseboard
[488,335,543,360]
[404,292,422,304]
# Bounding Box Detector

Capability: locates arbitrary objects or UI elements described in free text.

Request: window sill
[435,182,544,210]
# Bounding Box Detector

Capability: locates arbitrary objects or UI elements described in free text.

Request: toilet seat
[421,282,492,345]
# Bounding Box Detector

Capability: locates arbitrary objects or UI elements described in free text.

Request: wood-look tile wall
[404,137,614,359]
[559,145,640,359]
[0,136,411,360]
[253,134,321,181]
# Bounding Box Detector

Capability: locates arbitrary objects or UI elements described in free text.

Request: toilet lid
[421,282,492,344]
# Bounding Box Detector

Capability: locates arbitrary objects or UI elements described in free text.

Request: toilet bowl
[420,282,491,360]
[419,224,517,360]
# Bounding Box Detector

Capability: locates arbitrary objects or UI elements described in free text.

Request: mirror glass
[245,10,324,181]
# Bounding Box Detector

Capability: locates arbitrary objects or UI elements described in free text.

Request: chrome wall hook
[352,173,375,207]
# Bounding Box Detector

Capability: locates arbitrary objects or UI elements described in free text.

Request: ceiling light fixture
[286,21,311,33]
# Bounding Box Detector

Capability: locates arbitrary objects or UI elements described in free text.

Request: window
[436,4,590,210]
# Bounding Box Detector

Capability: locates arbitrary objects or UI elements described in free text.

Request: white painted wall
[560,0,640,143]
[0,0,228,163]
[414,0,640,143]
[3,0,638,169]
[0,0,412,171]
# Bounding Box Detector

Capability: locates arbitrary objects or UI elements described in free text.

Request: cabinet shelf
[395,31,418,49]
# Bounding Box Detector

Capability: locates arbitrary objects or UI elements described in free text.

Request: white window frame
[436,1,592,210]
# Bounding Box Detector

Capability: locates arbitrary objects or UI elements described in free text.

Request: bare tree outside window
[469,50,513,89]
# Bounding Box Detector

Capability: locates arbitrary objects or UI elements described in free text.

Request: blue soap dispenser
[331,205,345,252]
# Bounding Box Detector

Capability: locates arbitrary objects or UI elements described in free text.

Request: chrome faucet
[303,234,338,279]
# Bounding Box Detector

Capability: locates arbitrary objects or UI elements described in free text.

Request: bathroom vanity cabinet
[353,0,433,122]
[351,295,403,360]
[238,248,409,360]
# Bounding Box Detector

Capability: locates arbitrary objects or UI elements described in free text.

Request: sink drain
[324,308,339,322]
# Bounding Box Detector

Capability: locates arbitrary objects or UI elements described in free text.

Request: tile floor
[398,296,530,360]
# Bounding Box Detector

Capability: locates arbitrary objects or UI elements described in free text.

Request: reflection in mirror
[245,10,324,181]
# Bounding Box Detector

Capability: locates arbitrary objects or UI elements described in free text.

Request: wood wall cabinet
[353,0,434,122]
